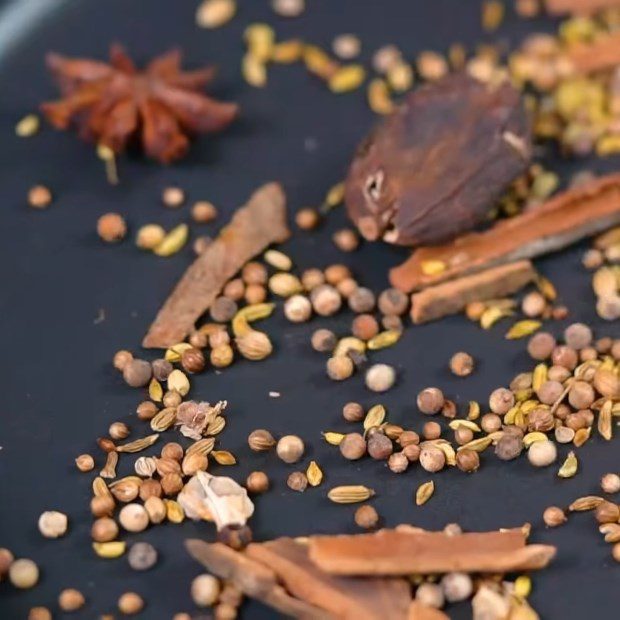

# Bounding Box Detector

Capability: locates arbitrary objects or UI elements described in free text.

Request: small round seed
[449,352,474,377]
[365,364,396,392]
[97,212,127,243]
[246,471,270,494]
[543,506,566,527]
[276,435,304,463]
[354,504,379,529]
[417,388,444,415]
[128,542,158,571]
[58,589,85,612]
[601,473,620,494]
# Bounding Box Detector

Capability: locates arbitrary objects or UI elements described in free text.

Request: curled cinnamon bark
[308,529,555,576]
[390,173,620,293]
[545,0,620,14]
[143,183,289,348]
[410,261,536,324]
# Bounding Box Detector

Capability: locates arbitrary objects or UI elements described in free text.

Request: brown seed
[301,268,325,291]
[136,401,158,421]
[287,471,308,492]
[123,359,152,388]
[342,402,364,422]
[210,296,238,323]
[181,347,206,373]
[128,542,158,571]
[91,517,119,543]
[161,473,183,496]
[248,429,276,451]
[449,352,474,377]
[327,356,354,381]
[564,323,593,350]
[551,345,578,370]
[211,344,234,368]
[340,433,367,460]
[75,454,95,472]
[543,506,567,527]
[593,368,620,398]
[246,471,269,494]
[139,479,162,501]
[365,364,396,392]
[59,589,85,612]
[613,543,620,563]
[354,504,379,529]
[348,287,375,313]
[119,504,149,532]
[311,285,342,316]
[192,201,218,223]
[28,185,52,209]
[109,422,130,440]
[454,427,474,446]
[182,453,208,476]
[311,328,337,353]
[596,501,620,524]
[151,359,172,382]
[537,380,564,405]
[568,381,595,410]
[527,332,556,360]
[601,473,620,494]
[113,350,133,371]
[276,435,304,463]
[91,495,115,518]
[403,443,421,462]
[162,186,185,207]
[243,283,266,305]
[495,434,523,461]
[352,314,379,340]
[481,413,502,433]
[417,388,445,415]
[118,592,144,615]
[528,408,554,432]
[242,261,268,285]
[423,421,442,440]
[378,288,409,316]
[398,431,420,447]
[324,264,351,284]
[28,607,51,620]
[223,278,245,302]
[521,291,546,317]
[367,432,393,460]
[388,452,409,473]
[284,294,312,322]
[419,445,445,472]
[489,387,514,414]
[295,207,320,230]
[97,212,127,243]
[456,449,480,473]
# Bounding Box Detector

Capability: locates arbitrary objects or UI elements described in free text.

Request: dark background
[0,0,618,617]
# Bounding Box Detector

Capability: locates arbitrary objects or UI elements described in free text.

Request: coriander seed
[0,548,14,579]
[543,506,566,527]
[342,402,364,422]
[243,283,266,304]
[223,278,245,301]
[181,347,206,373]
[417,387,444,415]
[28,185,52,208]
[416,582,444,609]
[327,356,354,381]
[242,261,267,285]
[210,296,238,323]
[301,268,325,290]
[536,380,563,405]
[339,433,366,460]
[287,471,308,492]
[91,495,115,518]
[613,543,620,563]
[354,504,379,529]
[119,504,149,533]
[91,517,119,543]
[367,432,393,460]
[378,288,409,316]
[365,363,396,392]
[332,228,359,252]
[419,445,445,472]
[109,421,130,440]
[28,607,51,620]
[388,452,408,473]
[128,543,158,571]
[295,207,320,230]
[246,471,269,494]
[136,224,166,250]
[162,186,185,207]
[311,328,336,352]
[192,574,221,607]
[596,501,620,524]
[564,323,593,350]
[456,449,479,473]
[136,401,158,421]
[248,429,276,451]
[348,287,375,313]
[403,443,421,462]
[527,332,556,360]
[551,345,578,370]
[192,201,217,223]
[489,387,514,414]
[38,511,68,539]
[495,434,523,461]
[58,589,85,612]
[123,359,152,388]
[311,284,342,316]
[118,592,144,615]
[454,426,473,445]
[521,291,546,317]
[210,344,234,367]
[75,454,95,472]
[441,572,472,603]
[284,294,312,322]
[449,352,474,377]
[97,212,127,243]
[352,314,379,340]
[423,421,441,440]
[601,473,620,494]
[276,435,304,463]
[9,559,38,589]
[528,440,557,467]
[324,264,351,284]
[152,358,173,381]
[568,381,595,409]
[113,349,133,371]
[337,277,358,298]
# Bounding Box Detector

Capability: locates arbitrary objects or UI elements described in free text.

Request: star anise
[41,45,238,163]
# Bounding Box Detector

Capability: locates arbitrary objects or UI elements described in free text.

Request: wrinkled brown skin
[345,73,531,246]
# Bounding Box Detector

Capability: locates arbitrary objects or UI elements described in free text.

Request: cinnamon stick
[408,602,449,620]
[410,261,536,324]
[246,538,412,620]
[185,540,331,619]
[390,173,620,293]
[545,0,620,14]
[143,183,289,348]
[566,31,620,75]
[308,529,556,576]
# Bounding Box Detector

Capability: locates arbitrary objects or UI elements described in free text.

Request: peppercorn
[601,473,620,494]
[367,432,393,460]
[58,589,85,612]
[596,501,620,524]
[340,433,367,460]
[333,228,359,252]
[521,291,546,317]
[118,592,144,615]
[423,421,442,440]
[181,347,206,374]
[295,207,320,230]
[551,345,578,370]
[348,287,375,313]
[342,402,364,422]
[75,454,95,472]
[417,387,445,415]
[441,572,473,603]
[191,574,221,607]
[311,284,342,316]
[161,186,184,207]
[543,506,566,527]
[287,471,308,492]
[456,449,479,473]
[211,344,234,368]
[119,504,149,532]
[28,184,52,208]
[284,294,312,322]
[527,440,557,467]
[564,323,593,350]
[113,349,133,371]
[97,212,127,243]
[388,452,409,473]
[123,359,152,388]
[324,264,351,284]
[355,504,379,529]
[449,352,474,377]
[326,356,354,381]
[378,288,408,316]
[128,542,157,571]
[351,314,379,340]
[276,435,304,463]
[246,471,269,494]
[416,583,444,609]
[419,445,445,472]
[365,363,396,392]
[495,434,523,461]
[91,495,115,518]
[91,517,118,542]
[489,387,514,414]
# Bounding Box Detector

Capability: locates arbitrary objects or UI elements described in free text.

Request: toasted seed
[196,0,236,28]
[92,477,112,499]
[306,461,323,487]
[271,39,304,63]
[523,432,548,448]
[211,450,236,465]
[569,496,605,512]
[327,485,374,504]
[415,480,435,506]
[573,427,591,447]
[168,369,190,396]
[165,499,185,523]
[116,434,159,453]
[165,343,193,363]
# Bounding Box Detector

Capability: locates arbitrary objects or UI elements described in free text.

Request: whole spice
[9,559,39,589]
[339,433,367,460]
[342,402,364,422]
[295,208,320,230]
[388,452,409,473]
[495,434,523,461]
[27,607,51,620]
[327,356,354,381]
[119,504,150,532]
[327,485,375,504]
[118,592,144,615]
[489,388,514,414]
[123,359,152,387]
[415,480,436,506]
[543,506,567,527]
[58,589,85,612]
[365,364,396,392]
[128,543,158,571]
[109,421,130,440]
[311,285,342,316]
[287,472,308,492]
[136,224,166,250]
[311,328,337,353]
[528,440,557,467]
[441,572,473,603]
[528,332,556,360]
[192,574,221,607]
[246,471,269,494]
[417,388,444,415]
[97,213,127,243]
[38,511,68,538]
[276,435,304,463]
[248,429,276,452]
[91,517,118,543]
[91,495,115,518]
[28,185,52,209]
[367,432,393,460]
[601,473,620,494]
[450,352,474,377]
[456,449,480,473]
[420,446,446,472]
[284,295,312,322]
[355,504,379,529]
[595,501,620,524]
[75,454,95,472]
